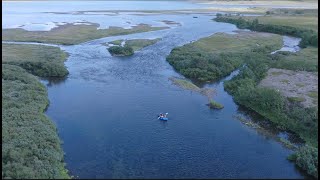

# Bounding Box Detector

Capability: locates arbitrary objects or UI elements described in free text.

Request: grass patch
[214,14,318,47]
[296,83,305,87]
[288,96,306,102]
[208,100,224,109]
[125,38,161,51]
[2,43,68,77]
[166,31,282,82]
[271,47,318,72]
[169,77,200,91]
[2,64,70,179]
[2,23,168,45]
[271,71,284,76]
[109,39,123,46]
[307,91,318,98]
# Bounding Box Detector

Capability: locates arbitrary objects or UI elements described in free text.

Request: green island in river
[107,38,161,56]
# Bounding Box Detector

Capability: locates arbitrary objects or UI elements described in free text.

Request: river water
[3,1,305,179]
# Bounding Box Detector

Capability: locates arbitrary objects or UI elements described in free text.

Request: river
[3,1,305,179]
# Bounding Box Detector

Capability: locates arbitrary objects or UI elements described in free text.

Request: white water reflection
[271,36,301,54]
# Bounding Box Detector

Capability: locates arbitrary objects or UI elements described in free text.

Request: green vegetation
[271,47,318,72]
[108,45,134,56]
[2,23,168,45]
[109,39,123,46]
[287,96,306,103]
[166,32,282,82]
[169,77,218,108]
[2,64,69,179]
[169,77,200,91]
[288,145,318,178]
[125,38,161,51]
[307,91,318,98]
[208,100,224,109]
[109,38,161,51]
[2,43,68,77]
[214,15,318,47]
[279,138,296,150]
[223,45,318,148]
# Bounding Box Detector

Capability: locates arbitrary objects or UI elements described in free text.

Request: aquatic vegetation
[208,100,224,109]
[108,45,134,56]
[2,43,68,77]
[2,23,168,45]
[169,77,200,91]
[2,64,69,179]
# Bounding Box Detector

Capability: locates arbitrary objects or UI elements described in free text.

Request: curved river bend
[3,1,305,179]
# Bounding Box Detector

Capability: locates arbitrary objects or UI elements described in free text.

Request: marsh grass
[2,43,68,77]
[2,23,168,45]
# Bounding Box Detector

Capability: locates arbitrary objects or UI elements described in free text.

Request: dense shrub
[2,64,69,179]
[288,146,318,178]
[166,45,244,82]
[214,16,318,47]
[4,61,69,77]
[108,45,134,56]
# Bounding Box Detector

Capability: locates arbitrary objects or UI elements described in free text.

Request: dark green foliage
[214,16,318,47]
[288,146,318,178]
[5,61,68,77]
[108,45,134,56]
[2,64,69,179]
[166,45,243,82]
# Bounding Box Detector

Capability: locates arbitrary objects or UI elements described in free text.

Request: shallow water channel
[3,1,307,179]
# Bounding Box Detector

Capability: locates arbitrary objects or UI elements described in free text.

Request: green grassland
[2,43,68,77]
[272,47,318,71]
[125,38,161,51]
[214,14,318,47]
[2,23,168,45]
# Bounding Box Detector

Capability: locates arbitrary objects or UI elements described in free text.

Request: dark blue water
[35,14,305,179]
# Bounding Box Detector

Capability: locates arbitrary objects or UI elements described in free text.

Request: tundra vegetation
[2,23,168,45]
[166,23,318,177]
[214,14,318,47]
[2,44,70,178]
[2,65,69,179]
[2,44,68,77]
[166,31,282,82]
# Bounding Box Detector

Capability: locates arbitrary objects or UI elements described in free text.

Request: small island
[108,45,134,56]
[107,38,161,56]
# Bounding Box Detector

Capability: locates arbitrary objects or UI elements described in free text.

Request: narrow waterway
[3,1,306,179]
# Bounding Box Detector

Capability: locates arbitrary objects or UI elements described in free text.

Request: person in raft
[159,113,164,118]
